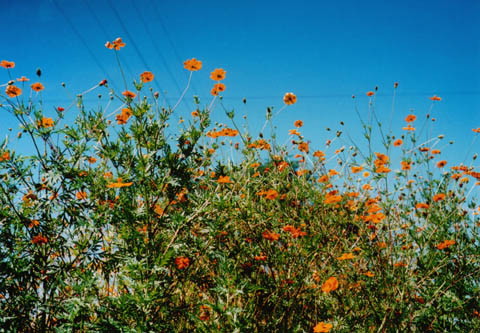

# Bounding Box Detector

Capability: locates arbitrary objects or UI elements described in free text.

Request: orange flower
[5,85,22,98]
[265,189,278,200]
[0,60,15,68]
[351,166,363,173]
[321,277,339,293]
[366,91,374,97]
[31,82,44,92]
[324,191,342,204]
[375,165,391,173]
[254,254,267,261]
[175,256,190,269]
[105,37,125,50]
[402,124,415,131]
[289,129,301,136]
[210,82,226,96]
[433,193,445,202]
[328,169,339,176]
[87,156,97,164]
[282,225,307,238]
[283,92,297,105]
[436,239,455,250]
[22,190,37,204]
[217,175,233,184]
[298,142,309,153]
[32,234,48,245]
[122,90,136,99]
[28,219,40,228]
[191,110,199,117]
[429,95,441,101]
[415,202,429,209]
[76,191,87,200]
[405,114,416,123]
[16,76,29,82]
[107,177,133,188]
[393,139,403,147]
[210,68,226,81]
[0,151,10,162]
[375,152,389,164]
[337,252,355,260]
[140,71,154,83]
[313,150,325,160]
[473,128,480,133]
[38,117,54,128]
[262,230,280,241]
[294,120,303,128]
[313,322,333,333]
[116,108,132,125]
[183,58,202,71]
[401,161,411,170]
[436,160,447,168]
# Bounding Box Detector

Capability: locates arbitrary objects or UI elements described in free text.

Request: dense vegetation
[1,41,479,332]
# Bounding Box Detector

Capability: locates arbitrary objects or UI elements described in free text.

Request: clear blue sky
[2,0,479,166]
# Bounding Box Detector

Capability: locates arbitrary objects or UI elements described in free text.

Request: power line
[106,0,170,106]
[148,0,200,96]
[51,0,119,92]
[130,0,192,111]
[82,0,135,79]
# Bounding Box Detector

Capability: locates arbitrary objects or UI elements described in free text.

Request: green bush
[0,43,479,332]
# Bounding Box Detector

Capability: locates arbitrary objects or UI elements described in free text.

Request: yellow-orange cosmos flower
[38,117,54,128]
[321,277,338,293]
[31,82,44,92]
[5,85,21,98]
[217,175,233,184]
[140,71,154,83]
[122,90,136,99]
[105,37,125,50]
[337,252,355,260]
[436,239,455,250]
[0,60,15,68]
[313,322,333,333]
[183,58,202,71]
[107,178,133,188]
[283,92,297,105]
[210,68,226,81]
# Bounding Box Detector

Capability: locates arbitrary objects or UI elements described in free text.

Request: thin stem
[171,71,192,112]
[115,51,128,90]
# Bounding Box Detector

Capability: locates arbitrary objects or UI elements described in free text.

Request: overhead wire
[51,0,120,92]
[148,0,200,96]
[82,0,135,80]
[106,0,170,107]
[130,0,192,111]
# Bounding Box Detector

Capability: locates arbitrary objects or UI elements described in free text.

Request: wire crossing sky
[1,0,479,165]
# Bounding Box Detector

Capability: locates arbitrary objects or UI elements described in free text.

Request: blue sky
[1,0,479,166]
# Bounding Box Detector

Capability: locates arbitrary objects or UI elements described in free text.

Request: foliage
[0,48,479,332]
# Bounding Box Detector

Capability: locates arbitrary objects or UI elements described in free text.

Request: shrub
[0,41,479,332]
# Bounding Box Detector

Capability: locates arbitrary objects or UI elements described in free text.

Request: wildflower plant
[0,39,479,332]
